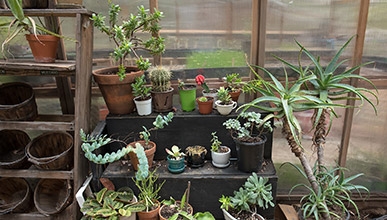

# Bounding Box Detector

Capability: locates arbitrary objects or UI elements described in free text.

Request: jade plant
[91,1,165,80]
[132,75,152,100]
[81,187,145,219]
[225,73,242,92]
[148,66,172,92]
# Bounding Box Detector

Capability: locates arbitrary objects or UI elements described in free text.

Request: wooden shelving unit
[0,8,93,219]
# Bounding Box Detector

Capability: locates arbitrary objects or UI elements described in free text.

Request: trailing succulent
[80,130,149,180]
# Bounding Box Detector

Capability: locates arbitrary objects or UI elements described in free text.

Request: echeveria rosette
[195,74,210,93]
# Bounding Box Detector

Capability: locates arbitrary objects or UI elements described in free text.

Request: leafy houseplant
[215,86,237,115]
[225,73,242,102]
[132,75,152,116]
[238,37,378,219]
[148,66,174,112]
[219,173,275,220]
[1,0,69,63]
[210,131,231,168]
[81,187,145,220]
[196,96,214,115]
[165,145,186,174]
[185,145,207,168]
[91,1,165,115]
[134,168,165,219]
[223,111,272,172]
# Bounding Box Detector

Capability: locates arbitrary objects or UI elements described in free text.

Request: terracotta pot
[151,88,174,113]
[196,96,213,115]
[228,89,241,102]
[92,66,143,115]
[127,140,156,170]
[25,34,59,63]
[137,200,160,220]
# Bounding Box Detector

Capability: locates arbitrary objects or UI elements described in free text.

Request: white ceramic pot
[134,96,152,116]
[222,209,264,220]
[202,89,218,108]
[211,146,231,168]
[215,100,237,115]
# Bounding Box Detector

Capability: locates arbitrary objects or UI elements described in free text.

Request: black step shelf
[91,107,277,219]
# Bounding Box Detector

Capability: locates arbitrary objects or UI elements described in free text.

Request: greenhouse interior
[0,0,386,219]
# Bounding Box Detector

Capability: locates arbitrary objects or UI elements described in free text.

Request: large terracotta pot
[127,140,156,170]
[92,66,143,115]
[25,34,59,63]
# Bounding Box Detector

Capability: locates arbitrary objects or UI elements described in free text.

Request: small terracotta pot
[127,140,156,170]
[196,96,213,115]
[228,89,241,102]
[26,34,59,63]
[137,200,160,220]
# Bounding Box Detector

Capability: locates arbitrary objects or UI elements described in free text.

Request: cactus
[149,66,172,92]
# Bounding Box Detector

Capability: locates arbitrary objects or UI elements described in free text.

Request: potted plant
[215,87,237,115]
[91,1,165,115]
[1,0,70,63]
[196,96,214,115]
[159,182,194,220]
[165,145,186,174]
[224,73,242,102]
[134,168,165,220]
[132,75,152,116]
[196,73,217,108]
[128,112,174,170]
[238,37,378,219]
[148,66,174,113]
[219,173,275,220]
[223,111,272,172]
[185,145,207,168]
[80,187,146,220]
[210,132,231,168]
[178,79,196,112]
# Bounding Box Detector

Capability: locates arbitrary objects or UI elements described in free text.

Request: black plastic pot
[234,135,267,172]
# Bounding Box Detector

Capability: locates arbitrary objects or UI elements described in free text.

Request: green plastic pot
[178,85,196,112]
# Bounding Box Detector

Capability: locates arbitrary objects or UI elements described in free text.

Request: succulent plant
[149,66,172,92]
[217,87,232,104]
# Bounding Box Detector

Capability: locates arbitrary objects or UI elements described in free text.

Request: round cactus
[149,66,172,92]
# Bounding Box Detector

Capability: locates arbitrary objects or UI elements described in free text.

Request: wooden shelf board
[0,60,76,76]
[0,114,74,130]
[0,8,93,17]
[0,168,73,179]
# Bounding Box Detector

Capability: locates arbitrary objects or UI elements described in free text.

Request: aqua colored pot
[178,84,196,112]
[166,155,185,174]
